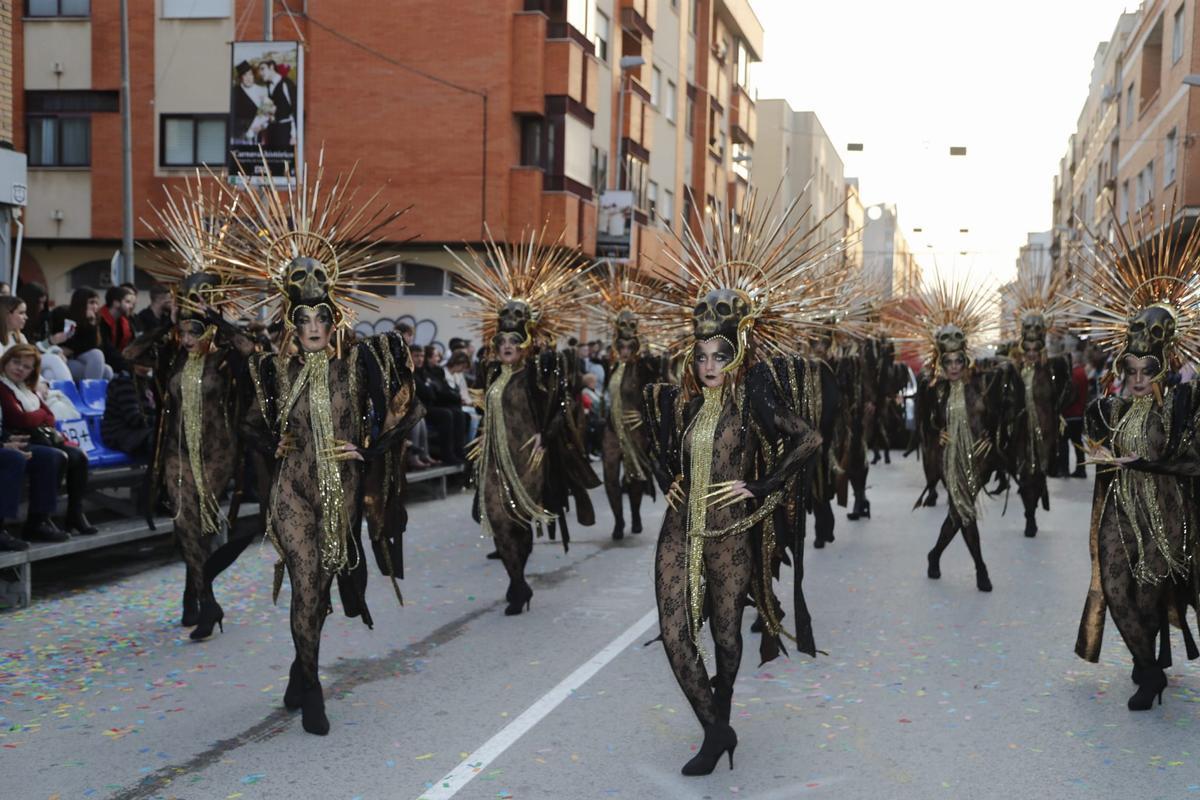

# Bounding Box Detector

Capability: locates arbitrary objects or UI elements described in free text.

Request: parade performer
[221,154,423,735]
[640,190,851,775]
[892,278,1003,592]
[807,324,847,547]
[999,265,1070,537]
[133,175,258,636]
[452,230,600,616]
[588,264,664,540]
[1073,208,1200,711]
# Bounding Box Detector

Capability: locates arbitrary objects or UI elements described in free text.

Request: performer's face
[1123,356,1157,398]
[617,341,635,362]
[496,333,525,365]
[694,338,733,388]
[178,321,204,353]
[942,352,966,382]
[294,306,333,353]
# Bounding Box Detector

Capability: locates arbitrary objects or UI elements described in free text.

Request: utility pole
[119,0,134,284]
[264,0,272,40]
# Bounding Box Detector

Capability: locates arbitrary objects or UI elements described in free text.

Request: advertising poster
[228,41,303,184]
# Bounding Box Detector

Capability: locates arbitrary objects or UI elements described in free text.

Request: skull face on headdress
[494,298,534,346]
[1117,303,1178,380]
[1020,312,1047,354]
[693,288,752,341]
[936,323,966,356]
[613,309,640,354]
[285,256,332,309]
[176,271,219,322]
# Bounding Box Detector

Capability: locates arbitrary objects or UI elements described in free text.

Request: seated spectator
[0,294,73,381]
[134,283,174,336]
[0,344,97,535]
[0,424,67,549]
[99,285,136,374]
[101,364,158,458]
[412,346,467,465]
[444,350,480,443]
[51,288,112,381]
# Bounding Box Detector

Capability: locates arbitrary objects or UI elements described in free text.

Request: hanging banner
[228,40,303,185]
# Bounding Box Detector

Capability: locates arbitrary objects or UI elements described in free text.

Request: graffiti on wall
[355,315,445,353]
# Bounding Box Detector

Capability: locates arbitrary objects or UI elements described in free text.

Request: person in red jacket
[0,344,96,535]
[99,285,136,374]
[1060,347,1090,478]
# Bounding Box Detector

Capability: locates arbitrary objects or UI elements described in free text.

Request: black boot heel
[505,582,533,616]
[631,516,643,534]
[612,522,625,541]
[1128,668,1167,710]
[975,566,992,592]
[927,551,941,580]
[681,723,738,776]
[190,598,225,640]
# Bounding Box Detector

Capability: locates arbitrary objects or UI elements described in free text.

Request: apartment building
[11,0,763,345]
[752,101,846,248]
[861,202,919,298]
[844,178,864,272]
[0,0,26,282]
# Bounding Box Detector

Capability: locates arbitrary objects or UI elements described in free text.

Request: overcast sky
[751,0,1137,286]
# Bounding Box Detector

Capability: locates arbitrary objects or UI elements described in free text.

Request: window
[661,189,674,229]
[622,154,648,209]
[401,263,448,296]
[594,9,609,62]
[735,40,752,90]
[651,66,662,107]
[664,80,677,123]
[689,0,698,34]
[647,180,658,220]
[1125,83,1135,127]
[160,114,226,167]
[1145,160,1155,203]
[590,146,608,193]
[27,0,89,16]
[1140,14,1164,107]
[520,117,545,169]
[26,90,118,113]
[685,93,695,138]
[1165,127,1178,185]
[27,116,90,166]
[1173,5,1185,64]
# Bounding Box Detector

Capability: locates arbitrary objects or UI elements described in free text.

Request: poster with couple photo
[228,41,303,185]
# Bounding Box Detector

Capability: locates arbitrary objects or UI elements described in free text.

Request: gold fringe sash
[943,380,981,523]
[180,341,222,537]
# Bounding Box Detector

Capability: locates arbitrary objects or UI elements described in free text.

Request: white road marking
[417,607,659,800]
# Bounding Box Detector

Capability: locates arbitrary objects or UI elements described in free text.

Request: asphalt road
[3,456,1200,800]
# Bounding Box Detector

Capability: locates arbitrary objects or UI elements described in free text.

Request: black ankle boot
[181,586,200,627]
[65,508,97,535]
[0,525,29,551]
[189,597,224,640]
[884,451,891,464]
[927,550,941,579]
[923,490,938,508]
[24,514,68,543]
[485,550,501,560]
[847,498,871,521]
[711,676,733,724]
[631,514,642,534]
[301,682,330,735]
[681,722,737,776]
[1024,516,1038,538]
[505,580,533,616]
[975,564,993,592]
[284,661,303,711]
[612,521,625,541]
[1127,667,1167,710]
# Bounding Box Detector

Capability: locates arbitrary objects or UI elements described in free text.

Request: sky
[751,0,1138,286]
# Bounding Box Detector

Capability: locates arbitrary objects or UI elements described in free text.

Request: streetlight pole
[118,0,134,284]
[264,0,273,40]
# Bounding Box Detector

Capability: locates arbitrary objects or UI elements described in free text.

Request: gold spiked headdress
[140,171,243,329]
[585,262,665,355]
[887,272,997,378]
[449,225,592,350]
[1003,258,1071,356]
[1070,203,1200,382]
[217,149,410,352]
[641,185,859,379]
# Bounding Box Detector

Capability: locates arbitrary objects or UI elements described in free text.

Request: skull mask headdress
[214,149,410,355]
[584,262,666,360]
[886,272,997,381]
[450,225,593,355]
[1070,202,1200,385]
[1003,258,1070,362]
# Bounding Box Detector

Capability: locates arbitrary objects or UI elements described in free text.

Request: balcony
[621,78,654,153]
[513,10,598,115]
[620,0,654,40]
[730,84,756,144]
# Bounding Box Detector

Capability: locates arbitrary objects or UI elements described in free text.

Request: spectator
[580,372,605,457]
[0,419,66,548]
[99,285,136,374]
[101,364,158,458]
[444,350,480,442]
[412,346,467,464]
[0,295,73,381]
[0,282,9,296]
[52,288,112,381]
[0,344,96,535]
[396,322,414,346]
[134,284,174,335]
[582,340,606,385]
[1061,346,1089,478]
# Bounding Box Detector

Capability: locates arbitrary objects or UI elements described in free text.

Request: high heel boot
[505,580,533,616]
[189,597,224,640]
[181,583,200,627]
[300,682,330,735]
[711,676,733,724]
[681,722,738,776]
[1127,665,1167,710]
[847,497,871,521]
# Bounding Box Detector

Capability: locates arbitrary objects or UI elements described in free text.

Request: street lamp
[1184,75,1200,86]
[615,55,646,195]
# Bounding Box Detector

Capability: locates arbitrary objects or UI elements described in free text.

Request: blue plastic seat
[80,379,109,413]
[55,417,132,467]
[51,380,101,419]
